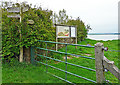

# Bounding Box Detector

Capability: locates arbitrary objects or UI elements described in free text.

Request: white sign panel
[7,7,29,13]
[7,7,20,13]
[71,27,76,37]
[7,14,20,18]
[57,26,70,38]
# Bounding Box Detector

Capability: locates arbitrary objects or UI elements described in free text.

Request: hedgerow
[2,2,55,60]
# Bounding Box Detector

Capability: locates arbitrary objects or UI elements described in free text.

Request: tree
[86,24,92,32]
[52,9,68,24]
[58,9,68,24]
[52,12,58,24]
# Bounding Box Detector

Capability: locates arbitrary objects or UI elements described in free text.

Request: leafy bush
[2,2,55,61]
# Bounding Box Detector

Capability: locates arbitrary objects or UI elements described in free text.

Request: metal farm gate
[31,40,120,84]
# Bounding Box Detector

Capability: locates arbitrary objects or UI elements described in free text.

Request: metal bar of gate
[35,53,96,71]
[65,44,67,80]
[38,40,94,48]
[36,47,95,60]
[45,42,48,72]
[32,40,96,83]
[34,60,96,83]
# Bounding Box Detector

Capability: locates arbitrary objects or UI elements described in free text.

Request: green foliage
[52,9,68,24]
[2,2,55,60]
[67,17,88,41]
[58,9,68,24]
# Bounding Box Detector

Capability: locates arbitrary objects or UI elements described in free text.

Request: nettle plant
[2,2,55,61]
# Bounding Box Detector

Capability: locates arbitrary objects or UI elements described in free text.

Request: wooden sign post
[7,4,29,62]
[19,6,23,62]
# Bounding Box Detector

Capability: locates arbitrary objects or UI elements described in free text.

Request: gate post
[95,42,105,83]
[31,46,35,64]
[24,46,31,63]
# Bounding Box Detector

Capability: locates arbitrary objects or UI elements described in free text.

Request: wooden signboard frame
[55,24,77,51]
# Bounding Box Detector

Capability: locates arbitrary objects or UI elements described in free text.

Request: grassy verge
[2,60,65,83]
[2,39,119,83]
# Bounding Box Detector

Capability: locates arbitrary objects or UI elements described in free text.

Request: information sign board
[55,24,77,51]
[56,26,70,38]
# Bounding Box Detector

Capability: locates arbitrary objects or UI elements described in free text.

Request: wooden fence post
[95,42,105,83]
[23,47,31,63]
[31,46,35,64]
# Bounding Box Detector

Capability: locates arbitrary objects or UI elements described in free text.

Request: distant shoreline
[87,35,119,41]
[88,33,120,35]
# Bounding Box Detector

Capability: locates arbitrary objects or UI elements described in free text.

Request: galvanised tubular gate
[31,40,96,84]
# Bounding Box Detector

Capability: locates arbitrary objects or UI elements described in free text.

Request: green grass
[2,39,119,83]
[2,60,65,83]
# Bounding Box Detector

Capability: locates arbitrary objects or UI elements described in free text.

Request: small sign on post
[7,14,20,18]
[7,7,20,13]
[7,6,29,13]
[27,20,34,25]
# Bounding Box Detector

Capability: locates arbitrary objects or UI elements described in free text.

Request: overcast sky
[4,0,119,33]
